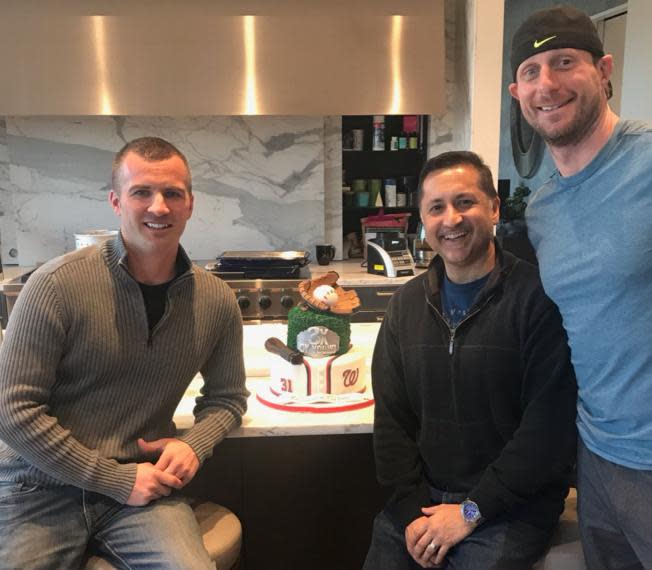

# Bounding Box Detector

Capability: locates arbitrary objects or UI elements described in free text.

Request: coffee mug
[355,191,370,207]
[316,244,336,266]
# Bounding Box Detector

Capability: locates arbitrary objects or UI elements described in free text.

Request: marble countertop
[174,322,381,437]
[175,377,375,437]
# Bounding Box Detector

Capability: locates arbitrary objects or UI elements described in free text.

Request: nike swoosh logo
[533,35,557,48]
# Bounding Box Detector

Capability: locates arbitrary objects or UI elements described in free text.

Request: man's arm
[372,296,431,530]
[466,287,577,521]
[0,271,139,503]
[177,290,248,467]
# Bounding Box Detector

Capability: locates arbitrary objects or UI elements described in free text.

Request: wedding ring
[427,541,437,551]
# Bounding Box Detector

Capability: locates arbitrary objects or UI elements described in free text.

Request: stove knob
[281,295,295,309]
[258,295,272,310]
[237,296,251,310]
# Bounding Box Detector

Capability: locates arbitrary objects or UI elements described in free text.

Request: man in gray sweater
[0,137,248,568]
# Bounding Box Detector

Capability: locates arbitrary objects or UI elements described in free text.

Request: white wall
[466,0,505,182]
[621,0,652,122]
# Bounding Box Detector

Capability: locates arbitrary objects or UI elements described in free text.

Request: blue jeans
[577,438,652,569]
[363,489,554,570]
[0,482,214,570]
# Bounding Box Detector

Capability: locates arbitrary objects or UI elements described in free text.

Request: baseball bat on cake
[264,337,304,364]
[260,271,373,412]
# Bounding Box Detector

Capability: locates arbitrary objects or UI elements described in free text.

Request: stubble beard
[527,89,604,149]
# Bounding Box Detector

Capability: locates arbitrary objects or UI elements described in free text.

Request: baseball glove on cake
[298,271,360,315]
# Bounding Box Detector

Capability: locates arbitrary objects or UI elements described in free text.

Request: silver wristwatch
[460,499,482,525]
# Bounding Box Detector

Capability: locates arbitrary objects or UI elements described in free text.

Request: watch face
[462,500,481,523]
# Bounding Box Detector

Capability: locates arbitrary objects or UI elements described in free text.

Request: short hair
[417,151,497,204]
[112,137,192,193]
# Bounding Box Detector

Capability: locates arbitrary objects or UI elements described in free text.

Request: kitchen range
[207,250,421,323]
[205,250,310,322]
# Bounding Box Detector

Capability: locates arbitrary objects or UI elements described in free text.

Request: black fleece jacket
[372,245,577,530]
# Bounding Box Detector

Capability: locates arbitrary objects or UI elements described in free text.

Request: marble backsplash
[0,116,331,266]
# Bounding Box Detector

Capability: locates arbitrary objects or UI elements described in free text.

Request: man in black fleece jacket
[363,151,577,569]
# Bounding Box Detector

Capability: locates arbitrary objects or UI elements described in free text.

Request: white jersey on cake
[270,348,366,398]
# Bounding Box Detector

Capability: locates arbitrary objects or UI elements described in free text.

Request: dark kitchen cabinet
[349,284,401,323]
[183,434,387,570]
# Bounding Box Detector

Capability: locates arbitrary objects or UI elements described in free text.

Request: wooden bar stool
[84,501,242,570]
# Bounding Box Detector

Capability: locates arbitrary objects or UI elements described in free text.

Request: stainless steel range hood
[0,0,445,116]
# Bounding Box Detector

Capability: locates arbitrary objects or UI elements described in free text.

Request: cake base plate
[256,384,374,414]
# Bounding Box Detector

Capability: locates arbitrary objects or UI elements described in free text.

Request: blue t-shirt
[441,272,490,328]
[526,120,652,469]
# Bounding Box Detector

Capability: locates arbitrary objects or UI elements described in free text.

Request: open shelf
[342,150,425,180]
[342,115,428,242]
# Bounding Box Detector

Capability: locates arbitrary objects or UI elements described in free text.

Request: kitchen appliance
[360,211,412,254]
[205,251,311,322]
[366,232,415,278]
[207,251,310,280]
[362,211,414,277]
[220,278,305,322]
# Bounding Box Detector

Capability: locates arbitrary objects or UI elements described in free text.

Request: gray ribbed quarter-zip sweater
[0,236,248,504]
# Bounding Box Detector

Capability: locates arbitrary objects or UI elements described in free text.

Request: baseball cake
[259,271,373,413]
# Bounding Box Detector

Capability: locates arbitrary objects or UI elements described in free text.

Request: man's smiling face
[509,48,612,147]
[109,152,193,255]
[419,164,499,283]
